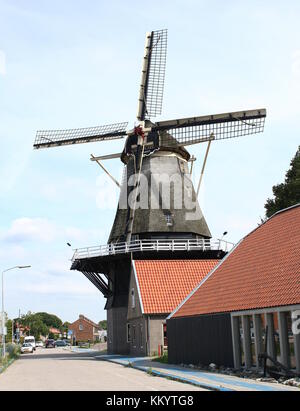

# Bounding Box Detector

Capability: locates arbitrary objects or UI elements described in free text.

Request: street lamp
[1,265,31,358]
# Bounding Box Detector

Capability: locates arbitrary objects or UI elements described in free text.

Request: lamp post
[1,265,31,358]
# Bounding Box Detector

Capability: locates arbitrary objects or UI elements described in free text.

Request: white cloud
[3,217,57,243]
[1,217,104,246]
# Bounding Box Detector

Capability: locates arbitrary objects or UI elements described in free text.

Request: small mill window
[165,213,173,226]
[131,288,135,309]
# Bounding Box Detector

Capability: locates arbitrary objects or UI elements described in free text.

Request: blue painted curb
[98,357,232,392]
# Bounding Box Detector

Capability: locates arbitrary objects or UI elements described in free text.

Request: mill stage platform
[72,238,234,261]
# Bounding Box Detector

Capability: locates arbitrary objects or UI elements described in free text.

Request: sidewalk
[96,355,299,392]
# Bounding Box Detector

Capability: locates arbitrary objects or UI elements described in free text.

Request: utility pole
[1,266,31,358]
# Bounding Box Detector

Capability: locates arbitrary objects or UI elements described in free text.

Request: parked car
[63,339,71,346]
[24,336,36,351]
[55,340,67,347]
[21,343,34,354]
[36,341,44,348]
[45,339,56,348]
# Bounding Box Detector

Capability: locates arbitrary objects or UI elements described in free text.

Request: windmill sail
[155,109,266,147]
[34,122,128,149]
[137,29,168,121]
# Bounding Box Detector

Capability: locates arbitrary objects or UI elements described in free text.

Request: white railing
[72,238,234,261]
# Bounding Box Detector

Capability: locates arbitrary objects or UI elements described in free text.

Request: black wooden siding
[167,313,234,367]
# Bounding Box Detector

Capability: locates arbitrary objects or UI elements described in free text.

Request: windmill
[33,29,266,354]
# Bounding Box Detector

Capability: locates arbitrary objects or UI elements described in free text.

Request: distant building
[125,259,220,356]
[167,205,300,375]
[49,327,61,338]
[69,315,101,343]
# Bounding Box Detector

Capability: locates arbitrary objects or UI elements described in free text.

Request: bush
[6,343,21,359]
[153,352,168,364]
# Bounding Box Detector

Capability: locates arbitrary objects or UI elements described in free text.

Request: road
[0,348,205,391]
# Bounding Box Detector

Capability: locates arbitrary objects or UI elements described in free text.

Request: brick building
[69,315,100,343]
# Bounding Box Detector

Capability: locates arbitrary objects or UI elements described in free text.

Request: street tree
[265,146,300,218]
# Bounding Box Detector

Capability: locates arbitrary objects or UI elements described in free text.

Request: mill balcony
[72,238,235,262]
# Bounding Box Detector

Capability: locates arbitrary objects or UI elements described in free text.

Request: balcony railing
[72,238,234,261]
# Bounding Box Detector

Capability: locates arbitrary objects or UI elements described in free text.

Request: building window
[165,213,173,226]
[132,325,136,347]
[127,324,131,343]
[140,324,143,349]
[79,324,84,331]
[163,323,168,347]
[131,288,135,309]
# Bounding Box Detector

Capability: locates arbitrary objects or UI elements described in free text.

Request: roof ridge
[243,203,300,241]
[168,203,300,318]
[167,241,243,319]
[78,315,99,328]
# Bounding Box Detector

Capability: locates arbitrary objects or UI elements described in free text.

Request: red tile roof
[49,327,61,334]
[133,260,220,314]
[172,205,300,318]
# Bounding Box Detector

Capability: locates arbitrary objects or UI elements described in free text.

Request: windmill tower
[34,29,266,354]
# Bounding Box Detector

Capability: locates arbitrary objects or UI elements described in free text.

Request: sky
[0,0,299,323]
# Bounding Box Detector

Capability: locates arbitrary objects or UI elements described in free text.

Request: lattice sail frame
[137,29,168,121]
[155,109,266,147]
[145,29,168,119]
[34,122,128,149]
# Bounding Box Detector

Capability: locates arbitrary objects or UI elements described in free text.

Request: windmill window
[79,324,84,331]
[165,213,173,226]
[131,288,136,309]
[179,160,186,174]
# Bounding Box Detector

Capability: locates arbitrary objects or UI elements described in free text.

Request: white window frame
[165,213,173,226]
[131,288,135,309]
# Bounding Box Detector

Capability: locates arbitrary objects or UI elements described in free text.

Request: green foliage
[15,311,63,340]
[6,319,13,343]
[62,322,70,333]
[265,146,300,218]
[0,344,20,369]
[153,352,168,364]
[98,320,107,330]
[29,319,49,340]
[6,343,20,359]
[34,312,62,329]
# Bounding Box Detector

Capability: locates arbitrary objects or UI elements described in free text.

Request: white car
[21,343,34,354]
[36,341,44,348]
[24,336,36,351]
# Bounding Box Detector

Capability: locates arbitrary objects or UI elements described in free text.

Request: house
[49,327,62,338]
[167,204,300,374]
[125,259,220,356]
[68,315,101,343]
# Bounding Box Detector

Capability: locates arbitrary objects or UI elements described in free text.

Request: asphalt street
[0,347,205,391]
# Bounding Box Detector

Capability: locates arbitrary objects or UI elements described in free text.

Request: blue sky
[0,0,299,323]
